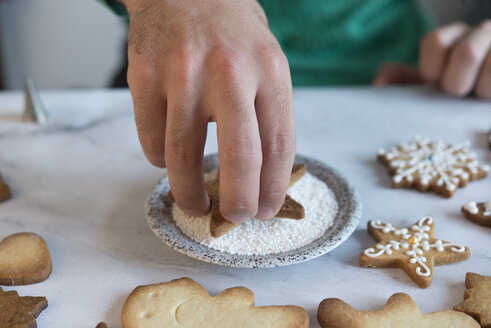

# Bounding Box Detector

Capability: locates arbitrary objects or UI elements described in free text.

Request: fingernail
[224,214,250,224]
[256,206,274,220]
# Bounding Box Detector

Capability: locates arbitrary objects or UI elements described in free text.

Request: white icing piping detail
[484,201,491,216]
[464,201,479,215]
[363,216,466,277]
[381,136,486,192]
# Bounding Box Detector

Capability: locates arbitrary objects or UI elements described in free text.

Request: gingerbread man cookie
[378,136,488,198]
[318,293,479,328]
[462,201,491,228]
[359,216,470,288]
[454,272,491,328]
[122,278,309,328]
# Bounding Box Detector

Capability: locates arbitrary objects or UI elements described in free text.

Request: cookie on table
[0,173,11,203]
[318,293,479,328]
[378,136,488,198]
[462,201,491,228]
[122,277,309,328]
[0,233,52,286]
[454,272,491,328]
[0,287,48,328]
[359,216,469,288]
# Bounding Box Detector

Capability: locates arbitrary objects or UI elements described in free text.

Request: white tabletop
[0,87,490,327]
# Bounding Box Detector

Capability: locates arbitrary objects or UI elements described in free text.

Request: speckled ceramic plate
[146,154,361,268]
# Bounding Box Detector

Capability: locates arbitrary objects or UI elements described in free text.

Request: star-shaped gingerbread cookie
[318,293,479,328]
[169,164,306,238]
[462,201,491,228]
[359,216,470,288]
[0,287,48,328]
[454,272,491,328]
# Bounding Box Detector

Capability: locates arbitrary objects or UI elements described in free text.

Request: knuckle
[421,31,445,52]
[207,47,243,82]
[479,19,491,31]
[127,62,160,90]
[453,43,480,66]
[257,43,288,75]
[261,184,286,200]
[165,140,198,168]
[221,198,257,217]
[168,46,200,78]
[226,137,260,157]
[262,134,295,160]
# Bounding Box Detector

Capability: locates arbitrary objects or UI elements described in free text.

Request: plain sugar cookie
[0,233,52,286]
[122,278,309,328]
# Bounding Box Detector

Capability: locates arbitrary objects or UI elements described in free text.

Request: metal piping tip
[23,76,48,124]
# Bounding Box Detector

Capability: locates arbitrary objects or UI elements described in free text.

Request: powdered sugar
[172,170,338,255]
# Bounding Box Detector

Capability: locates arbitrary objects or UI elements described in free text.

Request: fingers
[419,23,469,83]
[165,64,210,217]
[372,63,423,86]
[255,49,296,219]
[475,51,491,99]
[212,66,262,223]
[128,60,167,167]
[442,20,491,97]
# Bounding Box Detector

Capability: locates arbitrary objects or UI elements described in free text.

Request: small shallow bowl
[146,154,361,268]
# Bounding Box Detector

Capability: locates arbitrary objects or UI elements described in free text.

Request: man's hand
[123,0,295,223]
[375,20,491,99]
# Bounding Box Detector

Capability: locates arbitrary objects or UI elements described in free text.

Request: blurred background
[0,0,489,91]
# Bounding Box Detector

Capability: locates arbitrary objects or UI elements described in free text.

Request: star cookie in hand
[122,278,309,328]
[169,164,306,238]
[0,173,11,203]
[359,216,469,288]
[462,201,491,228]
[378,136,488,197]
[0,287,48,328]
[454,272,491,328]
[318,293,479,328]
[0,233,52,286]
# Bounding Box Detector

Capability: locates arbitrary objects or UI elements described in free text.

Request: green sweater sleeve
[98,0,432,86]
[98,0,129,23]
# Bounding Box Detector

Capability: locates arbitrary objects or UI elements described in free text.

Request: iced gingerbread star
[359,216,470,288]
[462,201,491,228]
[378,136,488,198]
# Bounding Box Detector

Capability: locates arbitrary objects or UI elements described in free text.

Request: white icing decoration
[464,201,479,215]
[380,136,487,193]
[363,216,466,277]
[465,201,491,216]
[484,201,491,216]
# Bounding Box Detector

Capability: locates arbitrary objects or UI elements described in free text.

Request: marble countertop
[0,87,490,327]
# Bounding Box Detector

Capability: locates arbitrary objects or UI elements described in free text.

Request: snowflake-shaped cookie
[378,136,489,197]
[462,201,491,228]
[359,216,470,288]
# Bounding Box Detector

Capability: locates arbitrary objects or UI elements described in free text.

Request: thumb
[373,63,424,86]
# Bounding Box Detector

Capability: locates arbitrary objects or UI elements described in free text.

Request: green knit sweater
[100,0,431,85]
